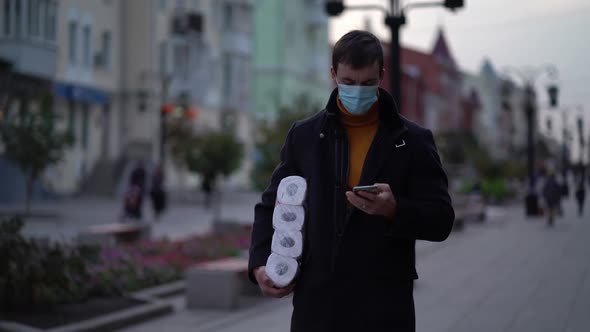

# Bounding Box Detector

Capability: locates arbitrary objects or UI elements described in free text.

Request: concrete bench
[77,222,151,246]
[186,257,259,310]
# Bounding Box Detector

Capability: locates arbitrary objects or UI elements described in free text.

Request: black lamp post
[325,0,464,113]
[577,115,586,184]
[561,109,571,196]
[503,65,559,216]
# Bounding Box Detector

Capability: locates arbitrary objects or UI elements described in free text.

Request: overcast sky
[329,0,590,112]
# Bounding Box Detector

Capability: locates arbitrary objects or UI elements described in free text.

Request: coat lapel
[357,122,407,186]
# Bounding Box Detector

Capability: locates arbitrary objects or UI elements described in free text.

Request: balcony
[0,38,56,79]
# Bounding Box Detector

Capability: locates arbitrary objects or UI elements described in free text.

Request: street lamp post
[503,65,559,216]
[325,0,464,113]
[561,109,570,196]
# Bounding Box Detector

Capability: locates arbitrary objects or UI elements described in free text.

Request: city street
[120,198,590,332]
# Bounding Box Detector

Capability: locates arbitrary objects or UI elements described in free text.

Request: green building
[254,0,332,118]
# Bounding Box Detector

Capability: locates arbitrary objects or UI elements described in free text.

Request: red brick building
[382,29,468,133]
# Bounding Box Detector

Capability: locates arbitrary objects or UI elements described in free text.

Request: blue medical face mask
[337,84,379,115]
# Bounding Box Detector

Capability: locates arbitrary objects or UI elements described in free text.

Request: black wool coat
[249,88,455,332]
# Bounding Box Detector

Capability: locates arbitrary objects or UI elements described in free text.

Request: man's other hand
[254,266,295,298]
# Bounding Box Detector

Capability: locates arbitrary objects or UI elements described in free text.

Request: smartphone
[352,185,379,193]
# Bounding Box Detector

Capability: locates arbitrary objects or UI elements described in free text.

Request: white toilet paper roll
[271,229,303,258]
[277,176,307,206]
[265,253,298,288]
[272,203,305,231]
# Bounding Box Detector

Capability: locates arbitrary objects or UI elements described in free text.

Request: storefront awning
[54,82,110,105]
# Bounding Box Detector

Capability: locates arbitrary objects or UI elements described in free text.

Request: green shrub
[0,216,94,311]
[481,178,511,201]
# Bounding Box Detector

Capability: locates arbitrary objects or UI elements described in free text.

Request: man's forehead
[336,62,381,76]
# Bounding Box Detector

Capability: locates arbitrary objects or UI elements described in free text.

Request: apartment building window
[159,41,168,75]
[176,0,187,9]
[223,2,233,31]
[222,54,232,97]
[45,0,56,41]
[83,25,91,67]
[81,104,89,150]
[68,21,78,63]
[28,0,39,37]
[67,101,76,139]
[2,0,10,36]
[173,42,188,74]
[102,31,111,68]
[14,0,21,37]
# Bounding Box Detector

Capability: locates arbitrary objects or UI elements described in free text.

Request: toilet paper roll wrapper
[266,253,298,288]
[271,229,303,258]
[277,176,307,206]
[273,203,305,231]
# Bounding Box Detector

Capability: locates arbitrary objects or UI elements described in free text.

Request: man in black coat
[248,30,454,332]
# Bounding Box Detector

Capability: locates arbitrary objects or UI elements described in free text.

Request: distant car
[452,192,487,230]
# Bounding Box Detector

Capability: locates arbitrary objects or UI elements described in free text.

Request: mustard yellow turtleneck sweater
[337,97,380,189]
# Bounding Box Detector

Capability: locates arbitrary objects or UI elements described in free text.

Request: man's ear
[330,66,337,82]
[379,68,386,85]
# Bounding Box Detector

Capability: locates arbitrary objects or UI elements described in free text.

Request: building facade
[253,0,332,118]
[48,0,122,194]
[0,0,256,203]
[382,29,465,134]
[462,59,528,161]
[0,0,60,202]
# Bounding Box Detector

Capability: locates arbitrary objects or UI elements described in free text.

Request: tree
[251,95,320,190]
[0,95,73,213]
[167,122,243,220]
[184,131,244,190]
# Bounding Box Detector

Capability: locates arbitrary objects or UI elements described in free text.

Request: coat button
[319,133,325,139]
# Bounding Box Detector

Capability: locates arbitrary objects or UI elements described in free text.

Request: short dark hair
[332,30,383,73]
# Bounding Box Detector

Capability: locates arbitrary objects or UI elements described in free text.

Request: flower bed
[1,216,252,312]
[89,226,252,295]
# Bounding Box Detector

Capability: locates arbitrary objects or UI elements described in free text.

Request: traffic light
[325,0,345,16]
[443,0,464,11]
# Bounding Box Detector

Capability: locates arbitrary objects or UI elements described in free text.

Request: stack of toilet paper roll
[265,176,307,288]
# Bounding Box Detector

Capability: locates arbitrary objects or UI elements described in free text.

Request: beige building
[46,0,255,196]
[49,0,123,194]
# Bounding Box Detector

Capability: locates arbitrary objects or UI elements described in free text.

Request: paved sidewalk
[120,198,590,332]
[0,191,260,242]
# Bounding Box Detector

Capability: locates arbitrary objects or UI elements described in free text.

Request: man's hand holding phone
[346,183,397,220]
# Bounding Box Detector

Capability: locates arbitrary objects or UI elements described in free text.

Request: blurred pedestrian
[130,161,147,192]
[150,165,167,220]
[123,161,146,221]
[122,184,142,220]
[542,169,562,227]
[248,30,454,332]
[201,176,213,208]
[575,179,586,217]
